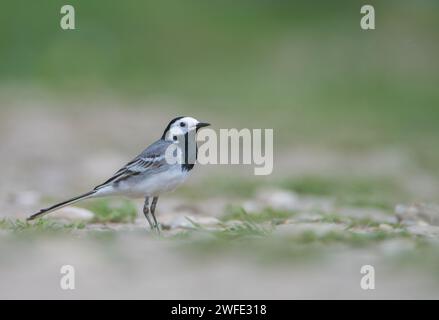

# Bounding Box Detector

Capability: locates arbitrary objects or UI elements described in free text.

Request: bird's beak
[196,122,210,129]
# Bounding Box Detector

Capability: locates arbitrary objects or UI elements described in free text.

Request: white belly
[134,168,189,197]
[97,167,189,198]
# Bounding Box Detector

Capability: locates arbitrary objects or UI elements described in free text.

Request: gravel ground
[1,105,439,299]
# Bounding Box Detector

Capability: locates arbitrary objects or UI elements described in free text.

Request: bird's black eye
[180,122,186,127]
[173,136,177,141]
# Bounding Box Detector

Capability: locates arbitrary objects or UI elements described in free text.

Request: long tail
[27,190,97,221]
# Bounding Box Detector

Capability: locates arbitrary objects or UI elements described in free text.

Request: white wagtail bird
[27,116,210,233]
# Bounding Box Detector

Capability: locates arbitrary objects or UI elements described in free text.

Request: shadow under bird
[27,116,210,233]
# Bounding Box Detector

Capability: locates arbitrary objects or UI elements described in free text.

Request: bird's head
[162,116,210,142]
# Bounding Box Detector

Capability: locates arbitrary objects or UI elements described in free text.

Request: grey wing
[94,140,173,190]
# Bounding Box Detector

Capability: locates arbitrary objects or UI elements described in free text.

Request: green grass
[317,213,348,224]
[174,219,414,265]
[317,213,385,228]
[179,176,261,199]
[176,205,412,259]
[216,221,271,240]
[186,174,408,211]
[186,214,271,240]
[220,206,295,225]
[0,218,85,233]
[0,199,137,232]
[83,199,137,223]
[281,175,406,210]
[0,208,419,268]
[347,217,382,229]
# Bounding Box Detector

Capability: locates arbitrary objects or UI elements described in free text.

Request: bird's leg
[150,196,160,234]
[143,197,154,231]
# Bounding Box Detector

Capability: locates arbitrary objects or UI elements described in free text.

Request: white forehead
[173,117,199,126]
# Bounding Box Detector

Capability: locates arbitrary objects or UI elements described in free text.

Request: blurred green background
[1,0,438,153]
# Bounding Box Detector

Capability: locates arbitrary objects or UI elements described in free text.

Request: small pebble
[50,206,94,221]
